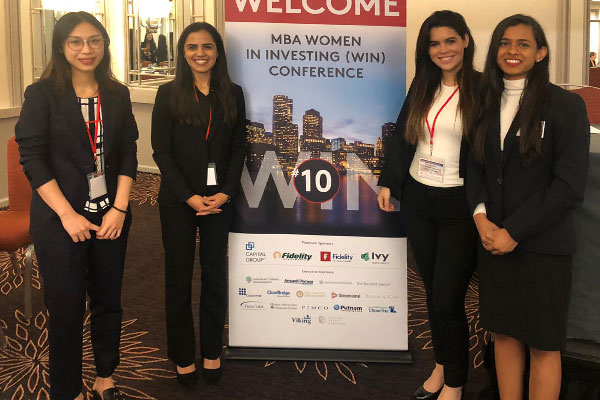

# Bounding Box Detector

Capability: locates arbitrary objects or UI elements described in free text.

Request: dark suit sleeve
[15,83,55,189]
[503,92,590,242]
[151,84,195,203]
[117,85,139,179]
[377,82,413,200]
[221,85,247,198]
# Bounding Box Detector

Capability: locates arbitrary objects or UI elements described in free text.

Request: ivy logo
[361,252,370,261]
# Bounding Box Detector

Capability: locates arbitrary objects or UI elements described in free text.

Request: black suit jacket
[151,81,247,206]
[378,74,481,200]
[466,84,590,255]
[15,79,139,239]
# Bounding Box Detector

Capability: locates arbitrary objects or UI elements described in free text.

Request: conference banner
[225,0,408,355]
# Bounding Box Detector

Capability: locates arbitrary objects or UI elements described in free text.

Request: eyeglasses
[66,36,105,51]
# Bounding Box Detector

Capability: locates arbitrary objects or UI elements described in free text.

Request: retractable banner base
[224,347,412,364]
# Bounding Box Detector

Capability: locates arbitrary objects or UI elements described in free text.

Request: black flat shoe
[176,369,198,389]
[202,366,222,384]
[92,388,123,400]
[413,385,442,400]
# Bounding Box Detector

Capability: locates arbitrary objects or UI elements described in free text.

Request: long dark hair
[40,11,118,96]
[170,22,237,127]
[405,10,477,145]
[471,14,550,165]
[142,31,157,51]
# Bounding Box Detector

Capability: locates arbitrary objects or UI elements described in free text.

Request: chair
[0,136,34,324]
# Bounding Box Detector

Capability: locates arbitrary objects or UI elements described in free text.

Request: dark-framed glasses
[66,36,105,51]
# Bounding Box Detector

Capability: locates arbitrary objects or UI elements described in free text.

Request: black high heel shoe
[413,385,442,400]
[176,369,198,389]
[92,387,123,400]
[202,365,222,384]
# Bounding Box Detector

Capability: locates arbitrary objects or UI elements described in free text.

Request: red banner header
[225,0,406,27]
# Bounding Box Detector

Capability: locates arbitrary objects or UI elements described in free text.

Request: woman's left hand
[489,228,518,255]
[97,207,126,240]
[196,193,229,216]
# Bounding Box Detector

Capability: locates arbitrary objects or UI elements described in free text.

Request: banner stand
[224,347,412,364]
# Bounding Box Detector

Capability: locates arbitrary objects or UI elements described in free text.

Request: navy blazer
[378,74,481,200]
[466,84,590,255]
[151,81,247,206]
[15,80,139,240]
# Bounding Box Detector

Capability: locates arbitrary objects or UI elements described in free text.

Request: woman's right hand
[377,187,395,212]
[59,210,100,242]
[473,213,499,250]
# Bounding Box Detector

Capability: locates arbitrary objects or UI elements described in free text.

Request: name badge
[87,172,107,199]
[418,156,445,183]
[207,162,218,186]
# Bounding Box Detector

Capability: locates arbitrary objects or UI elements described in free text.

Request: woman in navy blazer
[15,12,138,400]
[468,15,589,400]
[151,22,246,387]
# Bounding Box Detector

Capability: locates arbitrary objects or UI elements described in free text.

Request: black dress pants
[159,202,232,367]
[34,211,131,400]
[402,176,477,387]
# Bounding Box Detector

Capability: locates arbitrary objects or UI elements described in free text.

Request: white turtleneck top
[473,78,526,216]
[409,82,464,187]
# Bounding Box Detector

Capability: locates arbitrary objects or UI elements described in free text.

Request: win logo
[361,252,370,261]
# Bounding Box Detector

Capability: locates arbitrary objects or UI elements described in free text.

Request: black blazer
[15,80,139,239]
[378,74,481,200]
[466,84,590,255]
[151,81,247,206]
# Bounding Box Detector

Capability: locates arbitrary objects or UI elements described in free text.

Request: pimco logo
[274,252,312,261]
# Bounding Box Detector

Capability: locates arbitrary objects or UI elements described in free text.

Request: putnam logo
[333,304,363,312]
[291,314,312,325]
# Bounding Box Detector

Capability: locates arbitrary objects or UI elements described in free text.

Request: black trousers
[159,202,232,366]
[402,176,477,387]
[34,211,131,400]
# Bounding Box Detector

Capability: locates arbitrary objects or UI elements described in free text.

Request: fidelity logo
[333,304,363,312]
[320,251,331,261]
[291,314,312,325]
[320,251,352,262]
[368,306,398,313]
[274,252,312,261]
[361,252,390,263]
[296,290,326,298]
[284,279,313,285]
[266,290,291,297]
[331,292,360,299]
[240,301,264,310]
[238,288,261,298]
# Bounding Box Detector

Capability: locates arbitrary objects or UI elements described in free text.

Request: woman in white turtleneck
[378,10,480,400]
[468,15,589,400]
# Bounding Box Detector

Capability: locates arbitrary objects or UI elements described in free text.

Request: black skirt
[478,247,572,350]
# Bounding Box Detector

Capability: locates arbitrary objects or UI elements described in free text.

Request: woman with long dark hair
[151,22,246,388]
[377,10,479,400]
[156,34,168,63]
[141,31,157,63]
[468,14,589,400]
[15,11,138,400]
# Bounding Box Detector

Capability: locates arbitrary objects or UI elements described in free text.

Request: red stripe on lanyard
[425,86,459,156]
[85,92,102,161]
[194,84,212,141]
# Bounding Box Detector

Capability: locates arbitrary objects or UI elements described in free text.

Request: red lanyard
[425,86,459,155]
[193,84,212,141]
[85,92,102,160]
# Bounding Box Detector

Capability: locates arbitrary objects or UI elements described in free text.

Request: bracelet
[112,205,128,214]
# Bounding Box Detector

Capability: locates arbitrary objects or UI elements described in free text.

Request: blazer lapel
[501,112,521,167]
[99,88,116,160]
[60,86,93,162]
[487,107,502,174]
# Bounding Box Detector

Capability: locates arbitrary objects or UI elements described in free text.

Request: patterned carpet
[0,172,491,400]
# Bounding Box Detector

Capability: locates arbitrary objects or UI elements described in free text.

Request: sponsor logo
[319,280,352,285]
[364,294,399,299]
[238,287,261,297]
[296,290,326,298]
[270,302,298,310]
[246,276,252,283]
[320,251,331,261]
[247,277,279,284]
[331,292,360,299]
[361,252,370,261]
[266,290,291,297]
[356,281,392,287]
[332,253,353,262]
[368,306,398,313]
[273,251,282,259]
[245,242,255,251]
[240,301,264,310]
[360,252,390,263]
[318,315,346,325]
[333,304,363,312]
[276,252,312,261]
[284,279,313,285]
[246,250,267,263]
[291,314,312,325]
[301,305,329,310]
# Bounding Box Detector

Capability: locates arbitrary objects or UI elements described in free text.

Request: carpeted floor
[0,172,491,400]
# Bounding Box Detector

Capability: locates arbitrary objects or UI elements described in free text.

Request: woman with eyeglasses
[15,11,138,400]
[151,22,246,388]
